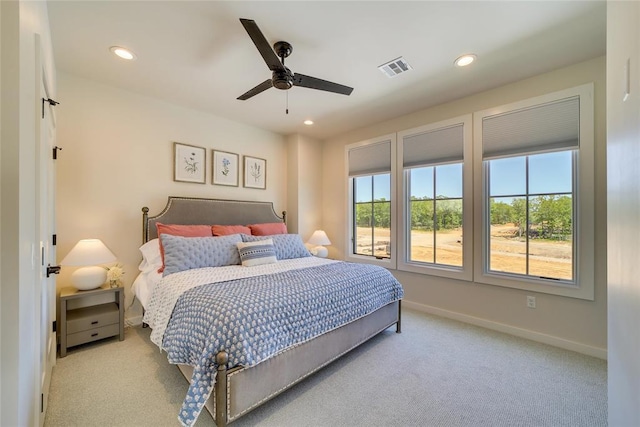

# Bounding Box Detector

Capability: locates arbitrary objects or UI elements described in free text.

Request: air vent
[378,57,412,78]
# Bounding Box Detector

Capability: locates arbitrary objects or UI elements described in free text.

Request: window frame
[345,134,397,269]
[397,115,473,280]
[473,83,595,300]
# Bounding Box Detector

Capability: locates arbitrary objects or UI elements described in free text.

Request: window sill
[475,271,593,300]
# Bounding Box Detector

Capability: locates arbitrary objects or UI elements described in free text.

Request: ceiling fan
[237,18,354,101]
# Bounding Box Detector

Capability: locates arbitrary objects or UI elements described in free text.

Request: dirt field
[356,225,572,280]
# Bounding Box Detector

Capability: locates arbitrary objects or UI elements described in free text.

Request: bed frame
[142,196,401,426]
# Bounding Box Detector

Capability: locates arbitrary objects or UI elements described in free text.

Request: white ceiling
[47,1,606,140]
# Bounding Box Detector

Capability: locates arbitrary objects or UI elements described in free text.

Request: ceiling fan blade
[293,73,353,96]
[237,79,273,100]
[239,19,284,71]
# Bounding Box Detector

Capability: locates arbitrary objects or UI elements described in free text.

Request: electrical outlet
[527,296,536,309]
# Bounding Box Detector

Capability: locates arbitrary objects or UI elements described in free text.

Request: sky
[355,150,573,202]
[490,151,572,196]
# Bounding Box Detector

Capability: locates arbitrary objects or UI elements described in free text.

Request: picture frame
[212,150,239,187]
[174,142,206,184]
[243,155,267,190]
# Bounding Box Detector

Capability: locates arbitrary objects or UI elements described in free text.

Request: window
[398,116,473,280]
[474,84,594,299]
[408,164,463,266]
[353,174,391,258]
[487,151,574,281]
[343,84,593,300]
[346,135,396,268]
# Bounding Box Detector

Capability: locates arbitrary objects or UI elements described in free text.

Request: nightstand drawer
[59,285,124,357]
[67,302,119,334]
[67,323,120,347]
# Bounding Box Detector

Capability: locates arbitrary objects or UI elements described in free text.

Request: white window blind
[482,96,579,159]
[348,140,391,176]
[402,123,464,167]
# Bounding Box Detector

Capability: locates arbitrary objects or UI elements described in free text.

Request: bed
[135,196,403,426]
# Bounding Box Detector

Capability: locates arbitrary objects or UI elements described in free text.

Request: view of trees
[409,197,462,231]
[490,195,572,240]
[355,200,391,229]
[355,195,572,241]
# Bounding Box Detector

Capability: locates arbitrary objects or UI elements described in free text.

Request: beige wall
[286,135,300,233]
[606,1,640,424]
[55,72,287,321]
[286,134,323,241]
[322,56,607,356]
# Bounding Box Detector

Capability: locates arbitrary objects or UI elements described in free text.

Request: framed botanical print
[174,142,206,184]
[212,150,239,186]
[243,155,266,189]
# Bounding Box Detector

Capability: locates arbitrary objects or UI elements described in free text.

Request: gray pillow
[241,233,311,260]
[161,234,242,276]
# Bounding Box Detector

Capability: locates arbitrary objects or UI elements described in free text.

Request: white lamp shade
[61,239,116,266]
[61,239,116,290]
[307,230,331,246]
[307,230,331,258]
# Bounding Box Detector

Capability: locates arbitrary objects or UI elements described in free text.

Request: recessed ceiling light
[454,54,476,67]
[303,120,314,126]
[110,46,136,60]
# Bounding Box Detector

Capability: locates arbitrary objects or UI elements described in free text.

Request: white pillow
[236,239,277,267]
[138,238,162,273]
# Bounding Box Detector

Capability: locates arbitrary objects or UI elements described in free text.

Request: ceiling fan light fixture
[273,69,293,90]
[110,46,136,60]
[454,54,476,67]
[303,120,314,126]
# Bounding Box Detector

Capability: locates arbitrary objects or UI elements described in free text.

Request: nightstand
[59,284,124,357]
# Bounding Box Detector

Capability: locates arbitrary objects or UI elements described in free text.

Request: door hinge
[52,320,57,333]
[42,97,59,119]
[40,393,44,413]
[52,146,62,160]
[52,234,57,246]
[46,264,61,278]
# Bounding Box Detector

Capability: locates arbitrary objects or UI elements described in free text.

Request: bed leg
[396,300,402,334]
[215,351,229,427]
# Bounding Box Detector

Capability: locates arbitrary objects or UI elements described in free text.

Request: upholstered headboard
[142,196,286,243]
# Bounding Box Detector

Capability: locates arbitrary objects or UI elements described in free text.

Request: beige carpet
[44,309,607,427]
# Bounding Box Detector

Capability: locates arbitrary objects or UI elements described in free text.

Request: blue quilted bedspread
[161,261,404,426]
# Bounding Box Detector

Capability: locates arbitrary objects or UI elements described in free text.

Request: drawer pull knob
[91,333,98,337]
[91,321,99,325]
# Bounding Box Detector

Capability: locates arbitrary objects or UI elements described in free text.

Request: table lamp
[307,230,331,258]
[61,239,117,290]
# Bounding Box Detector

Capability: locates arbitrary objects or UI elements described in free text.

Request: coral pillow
[248,222,287,236]
[212,224,251,236]
[155,223,212,272]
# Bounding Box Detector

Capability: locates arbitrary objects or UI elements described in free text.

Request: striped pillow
[236,239,277,267]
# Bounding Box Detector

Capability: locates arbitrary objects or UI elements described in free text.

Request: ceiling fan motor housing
[273,68,294,90]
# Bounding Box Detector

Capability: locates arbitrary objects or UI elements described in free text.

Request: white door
[36,37,57,426]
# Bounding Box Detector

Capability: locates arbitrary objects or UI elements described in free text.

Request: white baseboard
[402,300,607,360]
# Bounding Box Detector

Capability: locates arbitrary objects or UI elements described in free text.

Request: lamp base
[71,266,107,290]
[310,246,328,258]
